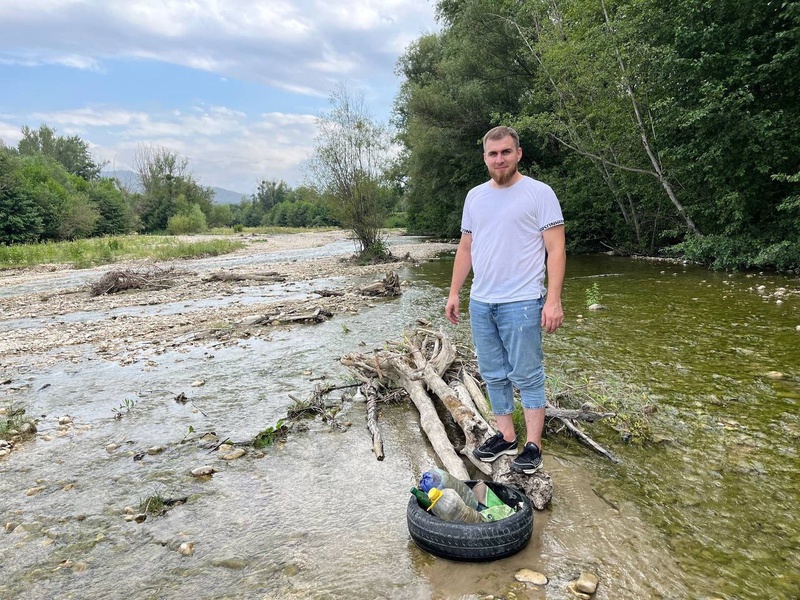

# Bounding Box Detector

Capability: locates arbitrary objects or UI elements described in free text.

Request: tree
[0,150,43,244]
[18,124,102,180]
[307,84,392,258]
[134,145,213,233]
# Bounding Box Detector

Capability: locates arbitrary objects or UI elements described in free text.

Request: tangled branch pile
[89,266,186,296]
[341,324,620,510]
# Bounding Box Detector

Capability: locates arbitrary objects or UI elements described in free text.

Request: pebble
[106,443,119,453]
[575,572,599,594]
[133,513,147,523]
[190,380,205,387]
[766,371,785,380]
[566,582,591,599]
[147,446,165,455]
[514,568,548,586]
[178,542,195,556]
[221,448,246,460]
[191,465,216,477]
[25,486,47,496]
[0,449,9,458]
[588,303,606,311]
[58,416,72,425]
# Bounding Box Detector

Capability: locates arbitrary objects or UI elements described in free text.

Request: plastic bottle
[419,468,480,510]
[410,487,432,509]
[427,488,483,524]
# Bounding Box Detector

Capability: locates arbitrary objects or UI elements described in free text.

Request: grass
[0,235,245,270]
[138,490,167,515]
[0,404,35,438]
[252,419,289,448]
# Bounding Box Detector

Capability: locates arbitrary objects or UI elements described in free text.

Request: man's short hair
[483,126,520,151]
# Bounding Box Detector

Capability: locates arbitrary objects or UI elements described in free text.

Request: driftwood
[341,326,623,511]
[89,267,183,296]
[364,380,384,461]
[242,307,333,326]
[359,271,401,296]
[203,271,285,283]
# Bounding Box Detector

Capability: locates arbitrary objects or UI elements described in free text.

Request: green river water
[418,253,800,599]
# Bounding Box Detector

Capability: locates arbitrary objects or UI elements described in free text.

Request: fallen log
[242,307,333,326]
[203,271,285,283]
[364,381,384,461]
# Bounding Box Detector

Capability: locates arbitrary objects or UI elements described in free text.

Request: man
[445,126,565,474]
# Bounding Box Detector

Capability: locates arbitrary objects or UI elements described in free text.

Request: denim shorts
[469,298,546,414]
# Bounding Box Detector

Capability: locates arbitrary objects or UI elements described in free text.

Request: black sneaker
[511,442,543,474]
[473,432,518,462]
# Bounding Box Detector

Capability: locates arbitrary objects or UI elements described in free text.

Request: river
[1,244,798,599]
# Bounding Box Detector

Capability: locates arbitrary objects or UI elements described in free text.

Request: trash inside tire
[407,481,533,562]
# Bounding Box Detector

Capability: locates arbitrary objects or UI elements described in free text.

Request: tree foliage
[394,0,800,270]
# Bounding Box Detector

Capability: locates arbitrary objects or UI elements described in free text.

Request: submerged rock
[514,568,548,586]
[576,572,599,594]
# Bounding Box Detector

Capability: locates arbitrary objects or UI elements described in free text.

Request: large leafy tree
[0,150,43,244]
[395,0,538,236]
[18,124,103,180]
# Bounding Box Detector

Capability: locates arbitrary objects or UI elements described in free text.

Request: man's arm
[445,233,473,324]
[541,224,565,334]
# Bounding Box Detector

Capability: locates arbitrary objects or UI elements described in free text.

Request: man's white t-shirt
[461,175,564,303]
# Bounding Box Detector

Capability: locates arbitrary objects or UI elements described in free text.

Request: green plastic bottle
[410,487,432,509]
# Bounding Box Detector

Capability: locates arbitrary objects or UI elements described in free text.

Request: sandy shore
[0,230,457,366]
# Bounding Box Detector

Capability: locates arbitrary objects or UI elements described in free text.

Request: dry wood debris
[89,267,186,296]
[341,324,620,510]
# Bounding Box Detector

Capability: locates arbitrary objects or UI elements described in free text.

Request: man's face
[484,136,522,186]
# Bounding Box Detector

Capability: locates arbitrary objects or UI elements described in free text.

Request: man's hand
[445,294,460,324]
[541,298,563,334]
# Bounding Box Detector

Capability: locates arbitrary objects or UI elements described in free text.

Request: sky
[0,0,439,193]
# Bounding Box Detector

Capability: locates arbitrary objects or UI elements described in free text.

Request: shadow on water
[1,249,798,599]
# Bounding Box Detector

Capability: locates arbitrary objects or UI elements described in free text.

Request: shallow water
[2,246,798,599]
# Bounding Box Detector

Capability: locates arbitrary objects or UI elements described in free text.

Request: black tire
[407,481,533,562]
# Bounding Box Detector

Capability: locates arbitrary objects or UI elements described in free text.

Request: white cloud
[0,0,439,190]
[0,0,437,97]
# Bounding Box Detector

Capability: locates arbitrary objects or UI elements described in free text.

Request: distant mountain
[101,170,251,205]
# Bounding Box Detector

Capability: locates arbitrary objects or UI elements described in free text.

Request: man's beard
[490,164,517,186]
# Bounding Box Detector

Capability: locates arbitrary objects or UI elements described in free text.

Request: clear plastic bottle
[427,488,483,524]
[419,468,480,510]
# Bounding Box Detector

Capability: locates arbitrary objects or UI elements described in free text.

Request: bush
[166,204,207,235]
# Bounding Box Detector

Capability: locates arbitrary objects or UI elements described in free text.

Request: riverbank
[0,230,456,366]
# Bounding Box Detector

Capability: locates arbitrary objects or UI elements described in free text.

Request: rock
[0,439,9,448]
[4,522,18,533]
[765,371,785,380]
[133,513,147,523]
[514,568,548,586]
[147,446,165,455]
[0,449,8,458]
[575,572,599,594]
[106,443,119,453]
[190,380,205,387]
[796,325,800,332]
[25,486,47,496]
[178,542,195,556]
[191,465,216,477]
[566,582,591,599]
[58,416,72,425]
[217,443,233,453]
[123,506,137,515]
[20,422,34,434]
[588,303,606,311]
[221,448,246,460]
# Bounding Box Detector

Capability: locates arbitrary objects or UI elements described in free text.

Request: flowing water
[1,245,798,600]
